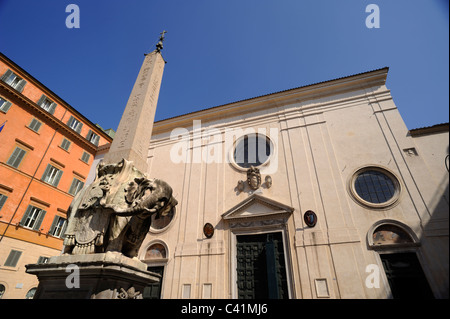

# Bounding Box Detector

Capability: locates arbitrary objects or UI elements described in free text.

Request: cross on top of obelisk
[155,30,167,52]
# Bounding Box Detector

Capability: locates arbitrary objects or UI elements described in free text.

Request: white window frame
[68,177,84,196]
[0,97,12,113]
[42,164,63,187]
[22,206,44,229]
[50,216,67,238]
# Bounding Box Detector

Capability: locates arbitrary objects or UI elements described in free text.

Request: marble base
[25,251,159,299]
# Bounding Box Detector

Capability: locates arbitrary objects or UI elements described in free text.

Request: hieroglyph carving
[63,159,177,258]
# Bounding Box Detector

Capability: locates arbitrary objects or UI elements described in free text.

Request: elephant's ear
[158,196,178,218]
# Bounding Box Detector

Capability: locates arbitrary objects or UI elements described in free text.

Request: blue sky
[0,0,448,131]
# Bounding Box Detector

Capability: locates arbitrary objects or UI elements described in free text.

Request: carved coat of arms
[247,166,261,190]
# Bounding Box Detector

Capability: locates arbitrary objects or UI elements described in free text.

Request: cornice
[0,52,113,142]
[152,68,389,135]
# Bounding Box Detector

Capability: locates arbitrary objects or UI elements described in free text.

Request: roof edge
[154,67,389,125]
[0,51,113,142]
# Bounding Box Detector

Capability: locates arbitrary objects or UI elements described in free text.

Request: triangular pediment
[222,194,294,222]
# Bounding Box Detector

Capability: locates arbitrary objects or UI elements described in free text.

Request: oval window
[233,134,272,169]
[150,207,175,232]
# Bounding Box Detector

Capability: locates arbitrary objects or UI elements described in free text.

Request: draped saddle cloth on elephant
[63,159,177,258]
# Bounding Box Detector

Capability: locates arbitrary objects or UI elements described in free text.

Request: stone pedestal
[25,251,159,299]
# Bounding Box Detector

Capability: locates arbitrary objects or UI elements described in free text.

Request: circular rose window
[349,167,401,209]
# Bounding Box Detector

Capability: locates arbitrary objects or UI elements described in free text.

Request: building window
[68,177,84,196]
[36,94,56,114]
[19,205,46,230]
[4,249,22,267]
[0,194,7,211]
[355,170,396,204]
[49,216,67,238]
[28,118,43,133]
[1,69,27,92]
[6,146,27,169]
[67,116,83,134]
[233,134,273,169]
[372,224,413,246]
[0,97,12,113]
[145,243,167,260]
[41,164,63,187]
[25,288,37,299]
[150,207,175,232]
[349,166,401,209]
[86,130,100,146]
[80,151,91,163]
[37,256,49,264]
[60,138,72,151]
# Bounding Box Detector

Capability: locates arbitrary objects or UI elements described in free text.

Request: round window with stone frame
[150,207,175,233]
[232,133,273,170]
[349,166,401,209]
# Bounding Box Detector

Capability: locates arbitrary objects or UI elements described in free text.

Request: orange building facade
[0,52,113,298]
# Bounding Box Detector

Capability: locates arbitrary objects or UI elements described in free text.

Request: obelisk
[103,31,167,173]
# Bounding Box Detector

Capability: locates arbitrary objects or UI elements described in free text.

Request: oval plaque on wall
[203,223,214,238]
[304,210,317,227]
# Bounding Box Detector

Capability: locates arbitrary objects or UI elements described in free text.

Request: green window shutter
[19,205,32,226]
[0,194,7,211]
[53,170,63,187]
[49,102,57,115]
[76,180,84,195]
[29,118,42,132]
[1,69,13,82]
[93,134,100,146]
[7,147,26,168]
[33,209,46,231]
[86,129,93,140]
[81,152,90,163]
[41,164,52,182]
[15,79,27,93]
[68,178,77,195]
[76,122,83,134]
[67,115,74,126]
[4,250,22,267]
[49,216,58,235]
[68,178,84,195]
[60,219,68,238]
[37,94,46,107]
[0,100,12,113]
[61,138,71,151]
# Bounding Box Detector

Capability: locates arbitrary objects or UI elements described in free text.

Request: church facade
[128,67,449,299]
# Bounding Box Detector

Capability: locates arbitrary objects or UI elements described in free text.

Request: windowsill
[58,145,71,154]
[79,158,90,165]
[0,265,20,272]
[25,125,40,135]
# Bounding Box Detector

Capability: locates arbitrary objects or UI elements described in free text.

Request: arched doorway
[368,220,434,298]
[141,241,168,299]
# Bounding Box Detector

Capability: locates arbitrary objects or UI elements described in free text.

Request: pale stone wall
[0,237,60,298]
[137,70,448,299]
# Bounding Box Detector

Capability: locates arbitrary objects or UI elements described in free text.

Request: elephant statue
[63,159,177,258]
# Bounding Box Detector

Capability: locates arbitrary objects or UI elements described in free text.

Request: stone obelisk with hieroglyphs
[25,32,178,299]
[103,31,167,173]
